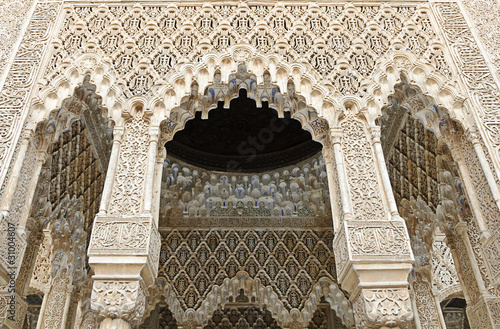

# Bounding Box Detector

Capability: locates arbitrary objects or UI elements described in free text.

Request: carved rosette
[91,280,146,324]
[353,288,413,329]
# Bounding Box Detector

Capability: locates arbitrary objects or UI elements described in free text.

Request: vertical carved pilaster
[370,126,399,218]
[411,274,446,329]
[88,110,161,328]
[333,111,414,329]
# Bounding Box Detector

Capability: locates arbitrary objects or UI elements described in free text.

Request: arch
[157,49,331,147]
[32,52,119,128]
[368,50,467,128]
[158,272,353,328]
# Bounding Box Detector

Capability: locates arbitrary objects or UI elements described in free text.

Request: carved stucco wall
[0,0,36,85]
[0,1,61,202]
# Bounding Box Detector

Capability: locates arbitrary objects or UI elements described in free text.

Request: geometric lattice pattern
[386,114,439,210]
[159,229,336,312]
[48,4,438,96]
[46,120,105,231]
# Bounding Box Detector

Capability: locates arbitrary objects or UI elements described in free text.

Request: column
[0,132,47,329]
[321,142,341,232]
[369,126,399,219]
[88,109,161,329]
[35,195,86,329]
[332,112,414,329]
[329,128,353,219]
[410,273,446,329]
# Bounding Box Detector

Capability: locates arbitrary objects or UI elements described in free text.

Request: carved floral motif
[108,116,149,216]
[354,288,413,329]
[341,114,386,220]
[91,280,146,324]
[412,276,443,329]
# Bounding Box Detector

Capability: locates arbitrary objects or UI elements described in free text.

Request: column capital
[352,287,414,329]
[91,278,147,325]
[35,150,49,164]
[465,126,481,145]
[157,147,167,162]
[369,126,382,143]
[148,126,160,141]
[455,221,468,237]
[112,127,125,142]
[21,128,35,141]
[329,128,343,144]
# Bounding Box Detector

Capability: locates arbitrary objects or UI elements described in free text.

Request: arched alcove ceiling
[165,90,322,172]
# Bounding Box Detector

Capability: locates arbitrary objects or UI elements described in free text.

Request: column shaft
[99,129,124,215]
[370,127,399,217]
[330,129,353,218]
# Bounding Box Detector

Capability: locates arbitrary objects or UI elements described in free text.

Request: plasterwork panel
[2,292,27,329]
[333,224,349,278]
[412,276,443,329]
[340,114,386,221]
[433,2,500,175]
[13,228,41,297]
[0,217,25,278]
[346,220,412,261]
[80,311,99,329]
[40,274,71,329]
[485,297,500,327]
[7,141,38,228]
[431,241,461,302]
[0,2,61,196]
[457,135,500,293]
[467,297,493,329]
[0,1,36,83]
[108,116,149,216]
[46,3,435,93]
[89,218,151,254]
[453,228,481,306]
[483,232,500,288]
[458,135,500,228]
[159,229,338,314]
[459,0,500,85]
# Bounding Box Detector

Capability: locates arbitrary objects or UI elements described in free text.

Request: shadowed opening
[166,89,322,172]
